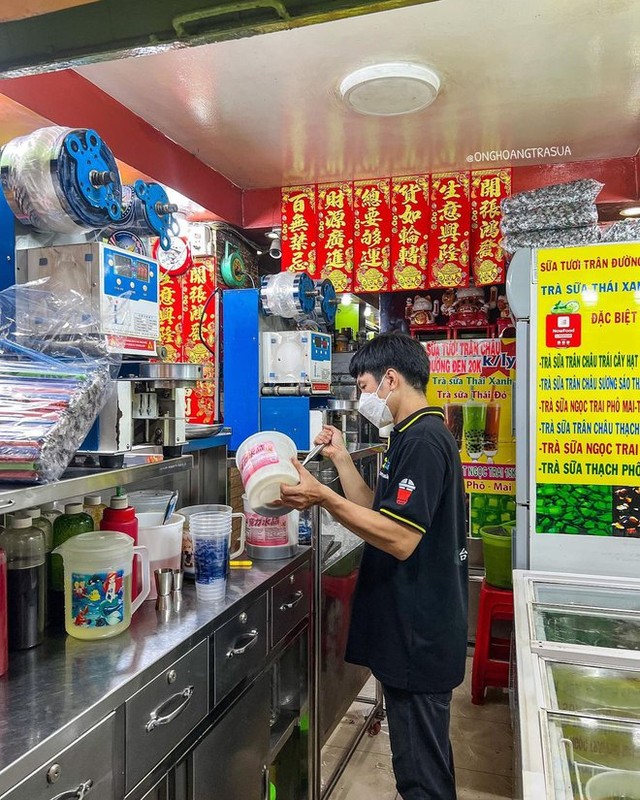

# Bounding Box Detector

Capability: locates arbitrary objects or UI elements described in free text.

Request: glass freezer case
[513,570,640,800]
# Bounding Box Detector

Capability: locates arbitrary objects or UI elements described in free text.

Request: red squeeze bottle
[101,495,140,601]
[0,549,7,676]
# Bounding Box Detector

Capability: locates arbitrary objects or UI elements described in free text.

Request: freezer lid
[532,604,640,652]
[543,660,640,721]
[533,582,640,613]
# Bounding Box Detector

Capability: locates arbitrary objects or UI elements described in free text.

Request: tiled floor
[323,657,513,800]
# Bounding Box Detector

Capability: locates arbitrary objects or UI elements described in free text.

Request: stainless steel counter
[0,549,310,796]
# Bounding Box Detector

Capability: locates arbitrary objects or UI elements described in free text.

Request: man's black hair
[349,332,430,392]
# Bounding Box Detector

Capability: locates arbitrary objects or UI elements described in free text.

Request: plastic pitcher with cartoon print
[53,532,150,640]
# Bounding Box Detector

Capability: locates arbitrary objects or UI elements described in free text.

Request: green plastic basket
[480,522,514,589]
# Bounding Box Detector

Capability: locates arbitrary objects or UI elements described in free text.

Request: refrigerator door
[543,660,640,720]
[545,712,640,800]
[531,605,640,652]
[533,582,640,613]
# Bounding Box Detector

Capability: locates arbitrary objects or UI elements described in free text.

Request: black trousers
[383,685,456,800]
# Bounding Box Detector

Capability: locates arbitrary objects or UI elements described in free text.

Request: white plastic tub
[236,431,298,516]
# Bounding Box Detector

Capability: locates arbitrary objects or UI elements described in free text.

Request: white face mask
[358,375,394,430]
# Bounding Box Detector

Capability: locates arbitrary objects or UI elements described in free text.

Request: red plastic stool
[471,579,514,705]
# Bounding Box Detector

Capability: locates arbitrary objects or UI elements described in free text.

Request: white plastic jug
[236,431,298,517]
[137,512,185,600]
[129,490,176,514]
[53,531,150,640]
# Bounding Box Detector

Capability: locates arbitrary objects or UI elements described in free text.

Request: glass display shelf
[547,712,640,800]
[544,661,640,721]
[533,583,640,614]
[532,606,640,652]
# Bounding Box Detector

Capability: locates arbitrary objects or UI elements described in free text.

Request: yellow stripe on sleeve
[379,507,426,534]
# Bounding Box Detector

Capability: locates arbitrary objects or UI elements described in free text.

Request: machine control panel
[262,331,332,388]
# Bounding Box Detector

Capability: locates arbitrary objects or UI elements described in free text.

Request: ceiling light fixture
[339,62,440,116]
[266,227,282,259]
[620,206,640,217]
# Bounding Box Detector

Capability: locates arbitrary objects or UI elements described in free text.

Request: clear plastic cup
[190,509,246,603]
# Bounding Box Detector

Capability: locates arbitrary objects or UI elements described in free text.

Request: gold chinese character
[326,250,346,268]
[290,252,307,271]
[441,200,461,222]
[361,247,383,268]
[399,206,421,225]
[439,243,458,262]
[361,228,382,246]
[480,220,500,239]
[160,286,175,306]
[325,190,344,209]
[290,192,308,214]
[439,179,461,200]
[399,245,420,265]
[397,184,419,204]
[327,229,346,248]
[361,188,382,207]
[159,307,175,326]
[326,210,346,229]
[189,286,207,304]
[190,305,203,322]
[480,177,501,198]
[290,231,308,250]
[289,212,309,233]
[398,226,420,245]
[190,266,207,285]
[479,199,500,219]
[440,223,460,242]
[477,240,496,258]
[363,208,381,227]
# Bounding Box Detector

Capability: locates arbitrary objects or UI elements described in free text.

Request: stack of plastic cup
[190,507,246,603]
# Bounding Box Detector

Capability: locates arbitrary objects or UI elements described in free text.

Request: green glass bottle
[50,503,93,626]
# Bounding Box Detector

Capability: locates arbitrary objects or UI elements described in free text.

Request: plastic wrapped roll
[108,181,179,250]
[260,272,316,319]
[0,126,122,233]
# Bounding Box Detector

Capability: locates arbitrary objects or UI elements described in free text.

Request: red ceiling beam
[0,69,243,226]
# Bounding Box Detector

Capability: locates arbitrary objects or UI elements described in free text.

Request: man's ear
[387,368,401,390]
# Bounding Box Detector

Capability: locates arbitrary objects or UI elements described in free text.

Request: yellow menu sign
[536,243,640,487]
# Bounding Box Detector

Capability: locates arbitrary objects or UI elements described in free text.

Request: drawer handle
[226,629,259,658]
[145,686,194,732]
[51,781,93,800]
[280,590,303,611]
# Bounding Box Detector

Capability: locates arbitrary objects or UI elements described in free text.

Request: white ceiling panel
[77,0,640,189]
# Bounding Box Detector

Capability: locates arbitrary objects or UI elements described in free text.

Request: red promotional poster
[391,175,430,291]
[471,169,511,286]
[428,172,471,288]
[317,182,354,292]
[353,179,392,292]
[281,185,318,276]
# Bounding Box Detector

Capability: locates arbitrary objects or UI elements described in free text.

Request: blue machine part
[295,272,316,316]
[260,396,316,452]
[132,181,180,251]
[318,279,337,325]
[0,191,15,291]
[223,289,261,451]
[60,129,122,225]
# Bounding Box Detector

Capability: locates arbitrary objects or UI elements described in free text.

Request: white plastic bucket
[137,512,185,600]
[235,432,298,516]
[242,495,299,560]
[129,490,175,514]
[586,770,640,800]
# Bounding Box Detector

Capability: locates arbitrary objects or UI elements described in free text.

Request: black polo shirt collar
[393,406,445,434]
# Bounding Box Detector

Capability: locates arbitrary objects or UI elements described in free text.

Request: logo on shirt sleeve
[396,478,416,506]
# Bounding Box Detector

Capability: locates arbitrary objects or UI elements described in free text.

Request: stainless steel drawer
[213,593,268,705]
[1,714,117,800]
[125,640,208,793]
[271,565,311,647]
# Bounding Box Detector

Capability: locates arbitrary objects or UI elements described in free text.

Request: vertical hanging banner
[429,172,471,288]
[182,257,217,425]
[391,175,430,291]
[353,179,391,292]
[317,182,354,292]
[281,185,318,276]
[158,271,184,363]
[471,169,511,286]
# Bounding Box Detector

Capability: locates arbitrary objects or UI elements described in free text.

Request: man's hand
[280,459,328,510]
[314,425,349,463]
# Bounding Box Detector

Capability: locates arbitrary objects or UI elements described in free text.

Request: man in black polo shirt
[280,333,468,800]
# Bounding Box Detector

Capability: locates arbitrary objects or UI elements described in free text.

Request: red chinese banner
[281,185,318,276]
[159,271,184,363]
[391,175,430,291]
[428,172,471,288]
[317,182,354,292]
[353,179,391,292]
[471,169,511,286]
[182,257,218,425]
